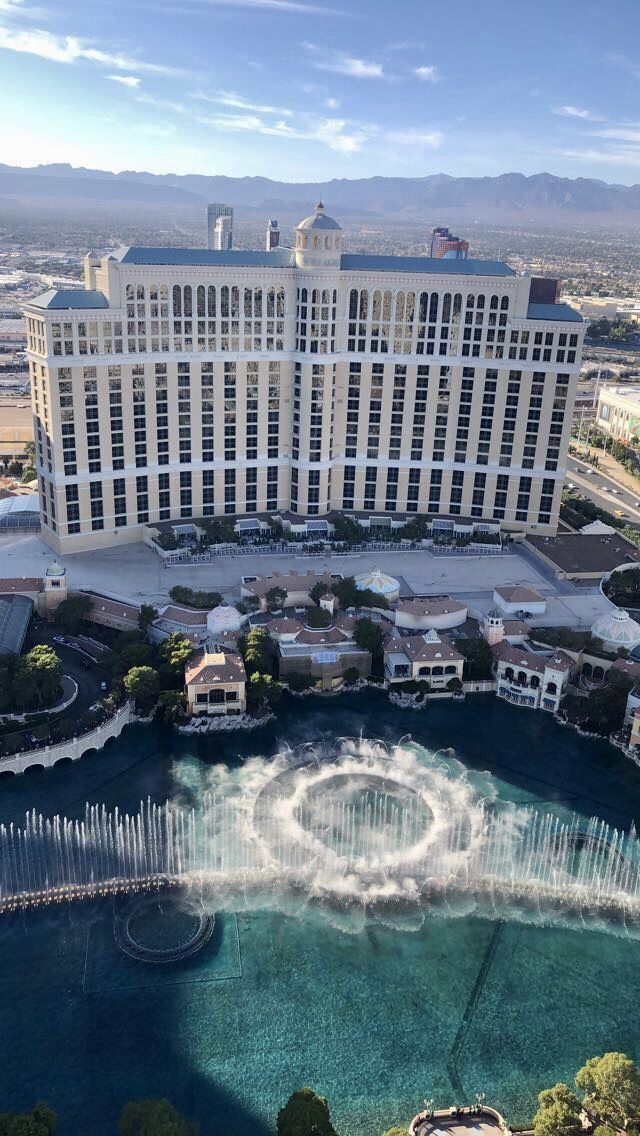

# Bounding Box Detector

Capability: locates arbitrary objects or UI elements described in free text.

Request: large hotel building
[24,204,584,554]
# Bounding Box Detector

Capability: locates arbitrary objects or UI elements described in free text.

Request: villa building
[265,612,371,690]
[492,641,573,712]
[384,629,465,689]
[24,203,584,554]
[184,648,246,715]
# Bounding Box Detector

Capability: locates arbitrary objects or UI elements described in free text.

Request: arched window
[231,286,239,317]
[312,289,319,305]
[197,285,205,317]
[442,293,452,323]
[517,670,528,685]
[160,284,168,302]
[301,287,308,304]
[277,287,285,317]
[395,291,405,323]
[466,294,475,309]
[490,295,499,310]
[313,235,320,248]
[172,285,181,316]
[136,284,145,301]
[581,662,593,679]
[476,294,485,309]
[267,287,275,317]
[372,291,382,321]
[254,288,262,318]
[418,665,431,677]
[332,289,337,304]
[405,292,415,323]
[453,293,462,318]
[419,292,429,323]
[359,289,368,320]
[432,665,444,677]
[505,667,514,681]
[126,283,134,301]
[530,675,540,689]
[382,290,392,321]
[428,293,439,322]
[501,295,509,310]
[221,286,229,318]
[183,285,192,317]
[546,681,557,695]
[207,286,216,317]
[325,236,331,249]
[444,665,457,675]
[303,235,308,248]
[244,287,252,318]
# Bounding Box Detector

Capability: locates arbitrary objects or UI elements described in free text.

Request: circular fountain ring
[114,894,214,963]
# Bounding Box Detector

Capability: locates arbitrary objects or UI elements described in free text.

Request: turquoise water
[1,694,640,1134]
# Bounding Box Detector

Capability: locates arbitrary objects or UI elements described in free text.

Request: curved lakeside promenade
[0,702,132,775]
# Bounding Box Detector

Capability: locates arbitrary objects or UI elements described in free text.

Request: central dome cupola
[295,202,342,268]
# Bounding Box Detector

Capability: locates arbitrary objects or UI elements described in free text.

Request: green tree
[239,627,277,676]
[247,671,283,710]
[342,666,360,686]
[332,576,388,611]
[156,689,186,724]
[458,637,494,680]
[309,582,327,606]
[138,604,158,634]
[157,633,194,686]
[168,586,222,610]
[53,593,93,633]
[20,466,36,484]
[584,670,633,736]
[0,1102,57,1136]
[123,666,160,712]
[332,515,365,544]
[23,440,36,464]
[109,639,153,679]
[447,676,462,692]
[382,1129,408,1136]
[353,617,383,656]
[533,1083,581,1136]
[576,1052,640,1129]
[7,461,22,477]
[277,1089,337,1136]
[13,645,62,710]
[119,1098,197,1136]
[305,607,332,628]
[266,585,287,611]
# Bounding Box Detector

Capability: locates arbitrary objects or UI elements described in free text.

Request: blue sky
[1,0,640,182]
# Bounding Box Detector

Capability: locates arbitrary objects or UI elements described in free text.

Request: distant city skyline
[1,0,640,182]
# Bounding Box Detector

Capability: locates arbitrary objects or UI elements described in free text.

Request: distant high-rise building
[213,214,233,251]
[428,226,469,259]
[207,203,233,250]
[266,218,280,251]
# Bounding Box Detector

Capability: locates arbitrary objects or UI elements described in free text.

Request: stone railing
[0,702,133,775]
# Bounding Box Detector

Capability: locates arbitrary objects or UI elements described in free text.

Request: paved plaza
[0,532,614,628]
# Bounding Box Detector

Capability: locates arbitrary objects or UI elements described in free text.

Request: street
[566,455,640,528]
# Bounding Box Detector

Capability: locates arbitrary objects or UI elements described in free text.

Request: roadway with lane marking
[566,455,640,528]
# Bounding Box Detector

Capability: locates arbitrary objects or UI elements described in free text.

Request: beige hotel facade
[24,204,585,554]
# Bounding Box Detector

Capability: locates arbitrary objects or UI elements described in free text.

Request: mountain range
[1,164,640,223]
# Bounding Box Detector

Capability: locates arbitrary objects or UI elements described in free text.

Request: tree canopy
[533,1083,581,1136]
[119,1098,197,1136]
[0,645,63,713]
[0,1102,57,1136]
[53,593,93,633]
[576,1051,640,1130]
[168,586,222,610]
[138,604,158,634]
[265,586,287,611]
[277,1089,337,1136]
[123,666,160,712]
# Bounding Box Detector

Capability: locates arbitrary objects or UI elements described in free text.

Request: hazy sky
[2,0,640,183]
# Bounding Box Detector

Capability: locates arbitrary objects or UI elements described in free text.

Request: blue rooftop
[340,254,515,276]
[112,247,294,267]
[28,289,109,310]
[527,302,582,323]
[111,246,515,277]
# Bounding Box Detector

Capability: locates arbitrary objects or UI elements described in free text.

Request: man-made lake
[1,694,639,1135]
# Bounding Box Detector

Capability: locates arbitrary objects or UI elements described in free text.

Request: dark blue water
[1,694,639,1134]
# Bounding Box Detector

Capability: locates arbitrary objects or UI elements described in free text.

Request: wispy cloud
[197,109,371,152]
[0,25,180,73]
[302,41,385,79]
[108,74,141,88]
[178,0,344,13]
[194,89,293,116]
[387,127,442,147]
[324,96,339,109]
[552,104,604,122]
[593,125,640,143]
[414,65,438,82]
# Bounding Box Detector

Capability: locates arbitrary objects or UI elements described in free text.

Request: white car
[586,469,595,475]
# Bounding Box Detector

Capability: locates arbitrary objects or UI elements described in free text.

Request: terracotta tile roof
[242,570,336,597]
[0,577,42,594]
[494,584,544,604]
[185,649,246,685]
[392,634,464,664]
[86,594,139,621]
[396,596,467,617]
[295,626,350,645]
[264,617,304,636]
[491,641,546,674]
[157,604,208,627]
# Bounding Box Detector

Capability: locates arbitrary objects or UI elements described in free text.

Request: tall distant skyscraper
[428,227,469,259]
[207,203,233,250]
[265,219,280,251]
[213,214,233,251]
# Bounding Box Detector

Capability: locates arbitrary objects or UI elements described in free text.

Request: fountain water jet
[2,737,640,936]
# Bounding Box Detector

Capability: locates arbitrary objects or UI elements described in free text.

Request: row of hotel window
[51,471,559,535]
